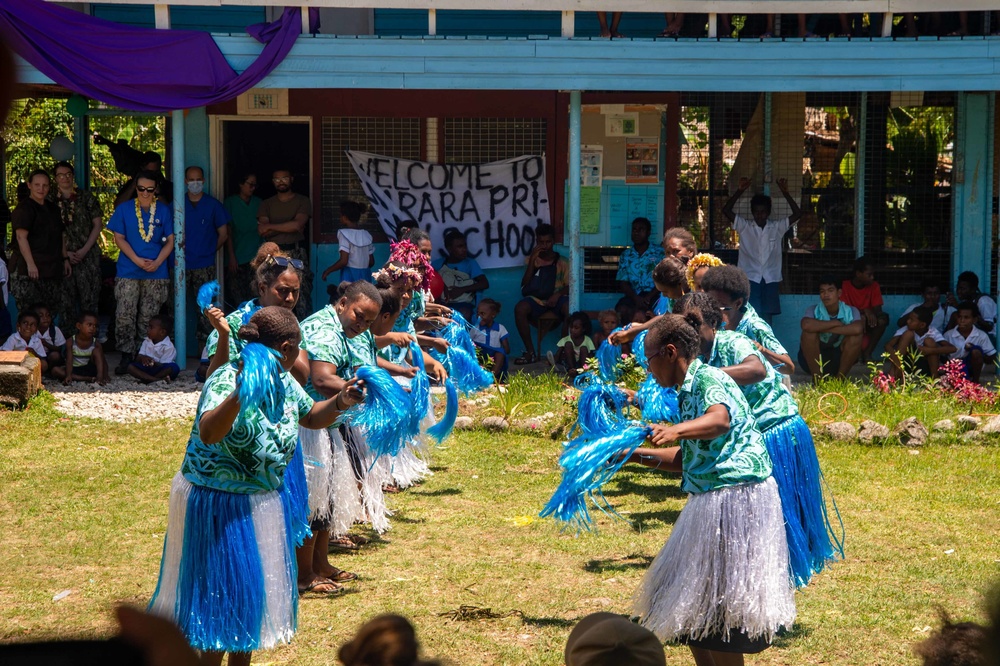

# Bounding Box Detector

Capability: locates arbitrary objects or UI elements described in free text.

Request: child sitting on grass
[943,301,996,384]
[548,311,594,378]
[51,310,108,385]
[592,309,619,349]
[30,302,65,371]
[473,298,510,382]
[1,310,48,373]
[883,306,955,380]
[128,315,180,383]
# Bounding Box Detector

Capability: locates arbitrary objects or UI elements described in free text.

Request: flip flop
[328,567,359,582]
[346,533,371,546]
[299,578,342,596]
[328,536,361,552]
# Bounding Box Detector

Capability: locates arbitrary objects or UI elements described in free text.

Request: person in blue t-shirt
[432,229,488,321]
[183,166,230,345]
[108,170,174,375]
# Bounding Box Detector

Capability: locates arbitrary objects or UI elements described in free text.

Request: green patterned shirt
[205,299,259,360]
[736,303,789,358]
[181,363,313,494]
[676,358,772,494]
[300,305,361,400]
[706,329,798,433]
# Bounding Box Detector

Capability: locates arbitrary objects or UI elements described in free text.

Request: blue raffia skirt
[148,474,298,653]
[280,438,311,547]
[762,415,844,587]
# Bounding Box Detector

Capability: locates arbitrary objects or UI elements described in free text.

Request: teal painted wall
[90,4,265,32]
[374,10,669,38]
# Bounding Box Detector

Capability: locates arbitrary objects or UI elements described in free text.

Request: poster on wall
[581,145,603,187]
[606,113,638,137]
[346,150,550,270]
[625,137,660,184]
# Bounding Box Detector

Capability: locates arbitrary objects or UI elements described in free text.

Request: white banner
[346,150,551,270]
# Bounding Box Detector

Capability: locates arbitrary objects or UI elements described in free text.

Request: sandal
[328,567,359,582]
[514,352,537,365]
[328,536,361,552]
[347,533,370,546]
[299,577,343,596]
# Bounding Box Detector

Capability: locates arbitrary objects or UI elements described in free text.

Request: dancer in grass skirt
[149,307,364,665]
[624,312,795,662]
[675,292,842,587]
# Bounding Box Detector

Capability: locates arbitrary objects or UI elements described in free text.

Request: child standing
[433,229,488,322]
[128,315,180,383]
[722,176,802,325]
[626,312,795,660]
[2,311,48,373]
[883,306,955,380]
[592,309,619,349]
[321,200,374,284]
[473,298,510,381]
[148,307,364,666]
[549,311,594,377]
[51,310,108,385]
[31,302,65,370]
[943,301,997,383]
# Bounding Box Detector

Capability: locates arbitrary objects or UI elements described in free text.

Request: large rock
[454,416,475,430]
[823,421,857,441]
[482,416,509,430]
[957,415,982,431]
[932,419,955,432]
[979,415,1000,434]
[0,351,42,407]
[858,420,891,443]
[893,416,928,446]
[962,430,983,442]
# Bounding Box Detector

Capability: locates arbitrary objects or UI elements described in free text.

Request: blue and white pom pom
[573,380,629,437]
[407,342,431,438]
[427,378,458,444]
[196,280,221,312]
[595,331,625,383]
[634,374,679,424]
[237,342,286,423]
[347,365,411,460]
[540,424,651,531]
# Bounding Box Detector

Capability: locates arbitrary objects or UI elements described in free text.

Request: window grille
[320,117,423,240]
[443,118,547,164]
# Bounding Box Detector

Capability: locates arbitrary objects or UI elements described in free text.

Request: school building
[8,1,1000,360]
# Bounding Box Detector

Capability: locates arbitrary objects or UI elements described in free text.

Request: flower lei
[388,239,431,290]
[135,198,157,243]
[372,262,421,288]
[685,252,724,290]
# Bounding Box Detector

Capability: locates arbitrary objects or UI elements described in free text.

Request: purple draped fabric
[0,0,303,112]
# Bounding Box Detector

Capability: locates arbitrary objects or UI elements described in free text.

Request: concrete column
[172,110,187,364]
[953,92,994,292]
[568,91,582,313]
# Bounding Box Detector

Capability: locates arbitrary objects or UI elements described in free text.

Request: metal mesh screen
[320,117,423,240]
[443,118,547,164]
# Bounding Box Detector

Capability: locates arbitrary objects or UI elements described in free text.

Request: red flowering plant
[938,358,998,406]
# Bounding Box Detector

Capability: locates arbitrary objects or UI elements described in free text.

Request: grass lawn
[1,389,999,665]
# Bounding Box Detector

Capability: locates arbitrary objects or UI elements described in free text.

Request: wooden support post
[302,6,311,34]
[153,4,169,29]
[428,9,437,35]
[881,12,893,37]
[562,11,574,38]
[708,13,718,38]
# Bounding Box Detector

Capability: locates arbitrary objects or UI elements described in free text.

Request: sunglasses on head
[135,185,156,193]
[266,254,304,270]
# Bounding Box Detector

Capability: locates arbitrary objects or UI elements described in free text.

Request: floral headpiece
[373,262,421,288]
[686,252,724,290]
[388,239,431,290]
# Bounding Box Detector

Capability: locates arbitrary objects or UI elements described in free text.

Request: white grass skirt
[343,424,392,534]
[299,425,334,520]
[149,473,297,652]
[632,477,795,645]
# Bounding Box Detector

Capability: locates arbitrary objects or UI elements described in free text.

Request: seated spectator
[597,12,623,38]
[898,279,953,334]
[943,301,996,384]
[433,229,488,321]
[30,302,65,371]
[321,200,374,285]
[661,227,696,265]
[51,310,107,385]
[723,177,801,326]
[473,298,510,382]
[616,217,664,312]
[614,296,637,327]
[127,315,180,384]
[799,274,864,379]
[701,264,794,375]
[840,255,889,361]
[946,271,997,333]
[338,614,439,666]
[593,309,619,349]
[564,611,666,666]
[883,306,954,380]
[685,252,724,292]
[1,310,48,372]
[549,311,594,378]
[514,223,569,364]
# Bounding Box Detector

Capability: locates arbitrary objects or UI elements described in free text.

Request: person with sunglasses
[107,170,174,375]
[223,172,262,307]
[257,169,313,319]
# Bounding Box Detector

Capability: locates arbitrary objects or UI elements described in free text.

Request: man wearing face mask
[258,169,312,319]
[183,165,230,346]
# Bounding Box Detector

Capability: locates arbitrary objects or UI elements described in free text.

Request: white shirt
[891,325,946,346]
[338,228,374,269]
[138,336,178,364]
[733,215,790,284]
[38,325,66,350]
[975,294,998,325]
[0,260,8,306]
[1,331,47,358]
[944,327,996,359]
[900,302,954,334]
[474,321,509,350]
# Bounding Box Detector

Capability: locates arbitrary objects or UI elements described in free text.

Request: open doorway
[221,120,311,202]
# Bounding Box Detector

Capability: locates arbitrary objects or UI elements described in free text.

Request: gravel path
[46,373,201,422]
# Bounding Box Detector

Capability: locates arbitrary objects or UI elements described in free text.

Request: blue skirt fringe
[762,416,844,587]
[279,439,311,547]
[149,474,298,653]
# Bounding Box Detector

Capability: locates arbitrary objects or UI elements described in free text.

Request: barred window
[443,118,547,164]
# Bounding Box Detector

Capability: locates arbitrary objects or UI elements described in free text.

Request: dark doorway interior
[222,121,310,201]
